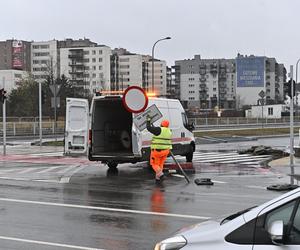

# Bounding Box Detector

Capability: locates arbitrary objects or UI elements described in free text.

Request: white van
[65,96,195,169]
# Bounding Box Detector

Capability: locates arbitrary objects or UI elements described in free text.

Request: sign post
[258,90,265,128]
[290,66,295,185]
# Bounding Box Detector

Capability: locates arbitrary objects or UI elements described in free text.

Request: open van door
[131,119,142,157]
[65,98,89,155]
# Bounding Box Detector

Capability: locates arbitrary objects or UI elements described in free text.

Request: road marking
[211,180,227,184]
[0,197,211,220]
[36,166,64,174]
[59,165,86,183]
[0,235,105,250]
[246,185,267,190]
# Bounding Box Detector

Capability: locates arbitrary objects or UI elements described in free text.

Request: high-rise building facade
[31,40,59,82]
[175,54,286,109]
[60,45,112,93]
[0,40,31,72]
[111,48,167,96]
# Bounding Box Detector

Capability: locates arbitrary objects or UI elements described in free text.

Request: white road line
[0,197,211,220]
[36,166,64,174]
[57,165,79,174]
[59,165,86,184]
[211,180,227,184]
[15,167,38,174]
[0,235,105,250]
[246,185,267,190]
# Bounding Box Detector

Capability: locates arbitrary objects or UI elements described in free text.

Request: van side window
[181,113,188,128]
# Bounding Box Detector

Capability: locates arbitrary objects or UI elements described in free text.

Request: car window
[265,200,297,230]
[181,113,188,127]
[287,201,300,244]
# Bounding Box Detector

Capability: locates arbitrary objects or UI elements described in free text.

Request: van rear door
[65,98,89,155]
[132,119,142,157]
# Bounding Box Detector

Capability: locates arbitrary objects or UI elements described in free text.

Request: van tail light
[88,129,92,145]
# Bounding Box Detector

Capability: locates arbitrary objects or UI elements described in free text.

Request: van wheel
[107,161,118,169]
[186,151,193,162]
[186,144,195,162]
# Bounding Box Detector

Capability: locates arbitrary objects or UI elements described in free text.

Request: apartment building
[0,40,31,72]
[0,70,27,92]
[175,54,286,110]
[111,49,167,96]
[31,40,59,82]
[60,45,112,93]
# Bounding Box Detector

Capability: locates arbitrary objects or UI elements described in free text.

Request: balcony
[219,89,227,94]
[68,53,84,59]
[200,94,208,100]
[200,83,207,89]
[219,73,226,80]
[199,69,206,75]
[200,77,206,82]
[69,61,84,66]
[69,70,84,74]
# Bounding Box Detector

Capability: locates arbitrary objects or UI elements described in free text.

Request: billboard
[236,56,265,87]
[12,40,23,69]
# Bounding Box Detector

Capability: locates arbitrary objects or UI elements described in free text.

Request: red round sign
[122,86,148,113]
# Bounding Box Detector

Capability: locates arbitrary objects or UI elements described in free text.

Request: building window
[34,52,49,57]
[99,66,102,70]
[83,51,89,55]
[40,45,49,49]
[92,50,96,55]
[119,58,129,62]
[99,50,102,55]
[92,58,96,63]
[268,107,273,115]
[99,58,103,62]
[83,59,89,63]
[92,66,96,70]
[120,65,130,69]
[213,88,216,91]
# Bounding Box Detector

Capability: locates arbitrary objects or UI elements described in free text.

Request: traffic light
[0,88,7,104]
[287,79,296,98]
[41,90,47,104]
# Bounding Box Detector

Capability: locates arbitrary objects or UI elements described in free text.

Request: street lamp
[151,37,171,92]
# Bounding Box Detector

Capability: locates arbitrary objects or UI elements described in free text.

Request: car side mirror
[268,220,284,245]
[187,122,195,131]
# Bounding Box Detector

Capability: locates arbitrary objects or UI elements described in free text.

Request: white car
[154,187,300,249]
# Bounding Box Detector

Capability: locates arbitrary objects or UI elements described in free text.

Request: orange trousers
[150,149,170,179]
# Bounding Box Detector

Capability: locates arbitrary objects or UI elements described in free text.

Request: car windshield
[220,206,257,225]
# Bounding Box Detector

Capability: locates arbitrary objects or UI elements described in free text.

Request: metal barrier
[0,121,65,136]
[189,116,300,128]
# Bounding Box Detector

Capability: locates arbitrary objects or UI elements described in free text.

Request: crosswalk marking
[167,151,272,165]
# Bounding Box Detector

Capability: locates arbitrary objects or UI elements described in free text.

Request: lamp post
[151,37,171,92]
[296,59,300,122]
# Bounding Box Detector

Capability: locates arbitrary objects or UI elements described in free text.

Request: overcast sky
[1,0,299,70]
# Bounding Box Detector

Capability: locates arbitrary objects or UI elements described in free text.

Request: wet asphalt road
[0,153,290,250]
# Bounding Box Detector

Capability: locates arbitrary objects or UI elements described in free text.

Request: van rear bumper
[88,154,142,164]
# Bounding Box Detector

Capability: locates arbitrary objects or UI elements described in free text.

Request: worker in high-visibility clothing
[146,117,172,182]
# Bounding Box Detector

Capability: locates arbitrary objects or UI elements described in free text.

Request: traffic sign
[122,86,148,113]
[258,90,265,98]
[133,104,162,131]
[50,84,61,96]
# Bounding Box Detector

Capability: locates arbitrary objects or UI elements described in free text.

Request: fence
[0,121,65,136]
[189,116,300,127]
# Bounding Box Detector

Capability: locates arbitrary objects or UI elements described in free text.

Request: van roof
[93,95,179,103]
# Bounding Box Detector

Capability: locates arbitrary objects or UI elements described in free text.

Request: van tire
[186,143,195,162]
[186,151,193,162]
[107,161,118,169]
